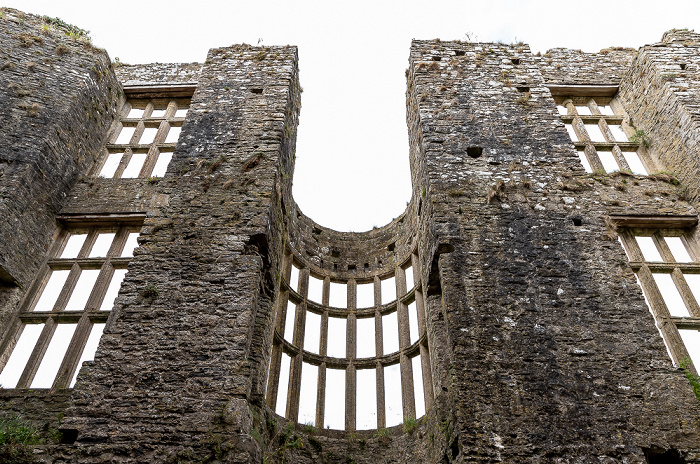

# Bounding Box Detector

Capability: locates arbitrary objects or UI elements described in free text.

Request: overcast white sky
[7,1,700,231]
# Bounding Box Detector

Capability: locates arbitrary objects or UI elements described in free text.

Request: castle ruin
[0,8,700,463]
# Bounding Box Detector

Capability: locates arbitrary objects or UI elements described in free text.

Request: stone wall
[618,29,700,205]
[1,10,700,463]
[406,38,700,462]
[55,44,301,463]
[0,9,120,333]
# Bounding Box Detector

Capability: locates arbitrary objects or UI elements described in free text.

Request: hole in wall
[348,264,356,271]
[450,438,460,460]
[387,242,395,252]
[432,56,441,61]
[331,250,340,258]
[516,86,530,93]
[511,58,521,65]
[680,63,687,70]
[455,50,465,56]
[467,146,483,159]
[364,263,369,271]
[59,429,79,444]
[313,227,322,235]
[251,88,263,94]
[571,216,583,227]
[643,447,685,464]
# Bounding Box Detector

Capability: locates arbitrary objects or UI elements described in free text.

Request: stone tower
[0,8,700,463]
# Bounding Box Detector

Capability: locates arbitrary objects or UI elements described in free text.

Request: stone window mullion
[52,315,93,388]
[287,268,309,422]
[395,267,416,420]
[345,363,356,431]
[375,360,386,429]
[316,362,326,428]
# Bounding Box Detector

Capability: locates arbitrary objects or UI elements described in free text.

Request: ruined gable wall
[618,30,700,204]
[57,44,301,463]
[407,39,700,462]
[0,9,120,333]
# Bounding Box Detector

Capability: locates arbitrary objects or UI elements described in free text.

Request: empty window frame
[618,223,700,372]
[266,250,434,431]
[96,96,189,179]
[555,95,651,175]
[0,222,141,389]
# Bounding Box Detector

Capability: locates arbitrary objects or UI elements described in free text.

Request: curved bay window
[266,249,434,431]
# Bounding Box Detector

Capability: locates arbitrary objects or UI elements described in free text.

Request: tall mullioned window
[0,218,142,389]
[266,249,434,431]
[551,89,660,175]
[93,96,189,179]
[616,217,700,373]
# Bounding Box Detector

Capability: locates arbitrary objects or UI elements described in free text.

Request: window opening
[99,153,123,178]
[139,127,159,145]
[165,126,182,144]
[33,270,70,312]
[584,124,606,142]
[412,355,426,418]
[597,150,619,173]
[652,273,689,317]
[381,276,396,304]
[0,324,43,388]
[577,150,593,173]
[618,225,700,371]
[356,368,377,430]
[298,362,318,425]
[275,352,292,416]
[324,368,345,429]
[304,311,321,354]
[356,282,374,308]
[0,223,142,389]
[268,253,434,431]
[308,275,324,304]
[127,107,144,118]
[608,124,628,142]
[404,265,414,290]
[64,269,100,311]
[384,363,403,427]
[31,323,77,388]
[284,300,296,341]
[555,95,652,175]
[329,282,347,308]
[122,153,147,178]
[97,96,189,179]
[60,234,87,258]
[356,316,376,358]
[327,316,346,357]
[679,330,700,367]
[70,323,105,386]
[114,126,136,144]
[665,237,692,262]
[152,151,173,177]
[382,311,400,354]
[289,265,300,293]
[408,301,419,344]
[622,152,647,175]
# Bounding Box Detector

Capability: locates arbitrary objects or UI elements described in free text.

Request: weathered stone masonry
[1,7,700,463]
